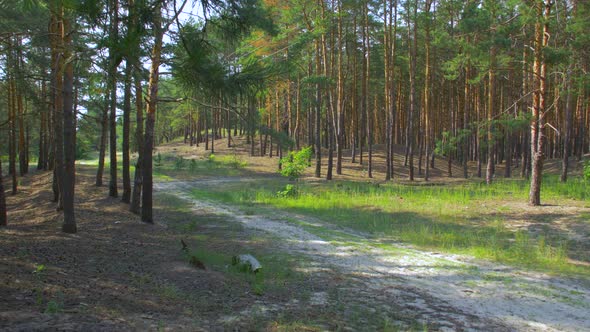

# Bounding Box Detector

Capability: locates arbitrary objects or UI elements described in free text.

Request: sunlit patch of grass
[153,193,193,213]
[189,175,590,276]
[183,243,305,296]
[150,153,250,180]
[578,212,590,223]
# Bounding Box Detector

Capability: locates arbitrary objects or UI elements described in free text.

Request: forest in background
[0,0,589,232]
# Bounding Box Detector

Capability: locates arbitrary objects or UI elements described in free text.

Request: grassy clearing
[152,152,250,180]
[184,245,306,296]
[76,151,250,181]
[154,193,308,298]
[188,175,590,276]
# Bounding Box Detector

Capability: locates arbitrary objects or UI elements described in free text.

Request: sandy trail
[156,179,590,331]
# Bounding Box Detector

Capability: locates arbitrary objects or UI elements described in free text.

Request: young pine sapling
[278,147,312,197]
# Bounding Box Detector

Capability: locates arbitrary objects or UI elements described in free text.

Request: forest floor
[1,138,590,331]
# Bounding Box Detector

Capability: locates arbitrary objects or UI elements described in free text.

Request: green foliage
[435,129,471,157]
[496,112,530,134]
[279,146,312,180]
[192,175,590,276]
[33,264,46,275]
[174,156,187,170]
[155,153,163,167]
[189,159,198,173]
[277,184,297,198]
[584,161,590,182]
[260,126,294,150]
[223,154,247,169]
[44,300,62,314]
[75,138,91,160]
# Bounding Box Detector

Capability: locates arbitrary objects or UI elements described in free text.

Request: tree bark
[9,73,17,195]
[62,15,77,233]
[17,38,27,177]
[463,65,470,179]
[130,63,144,214]
[51,5,64,209]
[423,0,432,181]
[407,0,417,181]
[108,0,120,198]
[121,60,132,203]
[0,160,6,226]
[529,0,552,206]
[364,0,372,178]
[561,68,573,182]
[384,0,391,180]
[335,0,344,176]
[38,81,47,170]
[486,45,496,185]
[96,104,108,186]
[141,1,163,223]
[314,39,322,178]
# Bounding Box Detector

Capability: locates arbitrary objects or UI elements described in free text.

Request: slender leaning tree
[141,0,188,223]
[529,0,552,206]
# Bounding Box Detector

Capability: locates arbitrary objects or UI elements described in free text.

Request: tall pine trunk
[108,0,119,198]
[529,0,552,206]
[96,104,108,186]
[130,65,144,214]
[314,39,322,178]
[384,0,392,180]
[364,1,372,178]
[0,160,6,226]
[121,61,132,203]
[62,15,77,233]
[17,39,27,177]
[486,45,496,185]
[37,81,47,170]
[561,68,573,182]
[141,2,163,223]
[406,0,417,181]
[335,0,344,176]
[9,75,17,194]
[51,5,64,209]
[423,0,432,181]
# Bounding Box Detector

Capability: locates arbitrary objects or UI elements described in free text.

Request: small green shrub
[252,279,265,296]
[584,161,590,181]
[189,159,198,172]
[174,156,186,170]
[206,154,216,169]
[277,184,298,198]
[45,300,62,314]
[75,139,91,160]
[224,154,247,169]
[280,146,312,180]
[33,264,46,275]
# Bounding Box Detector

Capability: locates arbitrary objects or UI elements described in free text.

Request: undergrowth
[190,175,589,276]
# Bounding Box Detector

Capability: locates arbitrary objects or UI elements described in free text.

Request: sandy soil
[156,178,590,332]
[2,137,588,331]
[1,168,336,331]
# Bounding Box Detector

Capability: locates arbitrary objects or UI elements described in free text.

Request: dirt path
[156,179,590,332]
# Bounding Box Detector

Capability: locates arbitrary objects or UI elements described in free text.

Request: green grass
[153,192,306,298]
[152,153,249,180]
[188,175,590,276]
[180,242,306,296]
[76,151,249,180]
